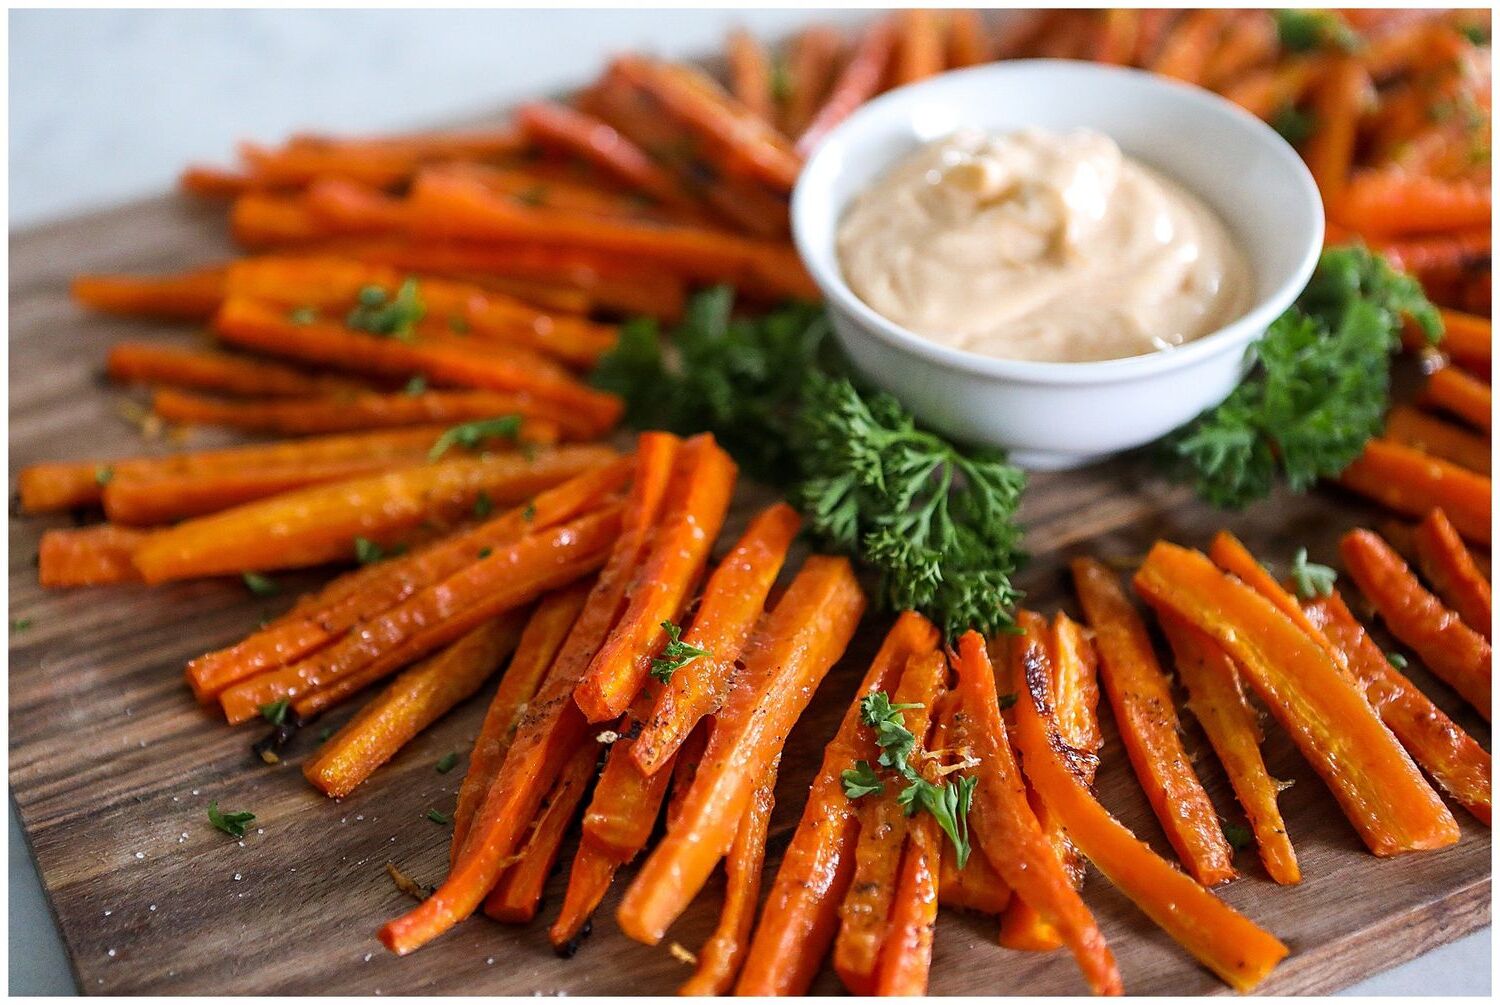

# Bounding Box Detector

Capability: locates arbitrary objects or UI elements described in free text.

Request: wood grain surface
[9,189,1491,996]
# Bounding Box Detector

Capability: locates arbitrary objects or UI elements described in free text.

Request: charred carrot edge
[547,839,621,951]
[735,611,939,996]
[1337,438,1491,547]
[1160,613,1301,885]
[302,615,525,798]
[1006,612,1290,992]
[725,28,775,124]
[1333,170,1491,238]
[71,267,227,320]
[186,458,627,704]
[679,754,779,996]
[1303,590,1492,825]
[1385,405,1491,475]
[1304,57,1370,208]
[1341,528,1491,719]
[780,25,843,137]
[513,101,691,213]
[1072,557,1235,886]
[873,797,939,996]
[1414,508,1493,640]
[377,432,678,956]
[833,650,945,994]
[1150,8,1230,85]
[1134,541,1460,855]
[1422,366,1493,434]
[134,445,614,584]
[617,556,865,946]
[946,9,992,68]
[574,436,738,722]
[938,826,1012,915]
[482,740,601,924]
[452,583,592,859]
[631,502,801,775]
[38,525,149,589]
[106,341,368,398]
[952,631,1122,996]
[796,16,896,157]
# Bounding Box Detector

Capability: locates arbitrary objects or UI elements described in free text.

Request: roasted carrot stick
[616,556,865,946]
[231,192,328,247]
[679,754,778,996]
[1422,366,1493,434]
[180,165,255,199]
[37,525,148,589]
[951,631,1122,996]
[1006,615,1290,992]
[303,615,526,798]
[1203,10,1276,87]
[378,432,677,955]
[1432,308,1492,375]
[724,28,775,124]
[1334,170,1493,237]
[513,102,692,213]
[1303,590,1492,825]
[574,435,738,722]
[939,835,1011,915]
[1150,8,1230,85]
[795,16,896,157]
[833,650,945,994]
[1160,613,1301,885]
[1341,529,1491,719]
[891,9,945,87]
[1337,438,1491,546]
[482,739,601,924]
[302,177,409,235]
[71,266,227,320]
[107,341,367,398]
[453,583,591,859]
[779,25,843,138]
[734,611,939,995]
[946,9,992,67]
[1414,508,1493,640]
[1219,56,1320,120]
[1072,557,1235,886]
[134,445,613,583]
[1304,57,1370,209]
[873,798,939,996]
[1089,8,1140,65]
[631,502,801,775]
[1385,405,1491,475]
[1134,541,1460,855]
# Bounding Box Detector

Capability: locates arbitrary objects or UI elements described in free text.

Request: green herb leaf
[289,306,318,325]
[522,502,536,523]
[241,571,279,597]
[473,491,493,519]
[260,699,290,726]
[840,759,885,799]
[649,620,712,684]
[1387,652,1410,669]
[94,466,115,486]
[1289,547,1337,599]
[318,726,334,743]
[10,617,33,632]
[428,415,523,460]
[1271,104,1316,147]
[769,55,792,104]
[354,537,385,565]
[1222,821,1255,850]
[435,752,460,774]
[899,773,978,868]
[346,278,426,341]
[403,374,428,396]
[477,547,493,559]
[207,801,256,839]
[1275,9,1360,53]
[860,692,922,770]
[1459,23,1489,46]
[426,809,451,825]
[997,692,1019,711]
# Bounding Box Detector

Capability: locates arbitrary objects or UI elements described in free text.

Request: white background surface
[7,7,1490,995]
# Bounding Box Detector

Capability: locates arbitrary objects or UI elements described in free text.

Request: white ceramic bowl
[792,60,1324,470]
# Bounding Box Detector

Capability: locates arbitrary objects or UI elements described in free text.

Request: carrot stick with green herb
[1385,406,1491,475]
[38,525,148,589]
[795,16,897,157]
[72,266,227,320]
[1422,366,1492,434]
[107,341,369,398]
[1414,508,1492,640]
[1338,439,1491,546]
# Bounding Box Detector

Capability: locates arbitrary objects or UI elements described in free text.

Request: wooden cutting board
[10,198,1490,996]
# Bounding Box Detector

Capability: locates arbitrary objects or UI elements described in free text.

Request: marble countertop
[8,8,1489,995]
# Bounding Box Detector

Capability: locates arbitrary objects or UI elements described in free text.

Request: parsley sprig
[1289,547,1337,599]
[346,279,425,341]
[428,415,523,460]
[208,802,255,839]
[649,620,711,684]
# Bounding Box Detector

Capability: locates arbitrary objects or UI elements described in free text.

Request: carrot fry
[938,840,1011,915]
[1160,613,1301,885]
[1385,405,1491,475]
[302,177,409,235]
[378,432,678,956]
[71,267,226,320]
[134,445,612,583]
[574,435,738,722]
[779,26,843,138]
[873,796,939,996]
[231,192,328,247]
[107,341,367,398]
[679,754,778,996]
[724,28,775,124]
[735,611,939,996]
[1134,541,1460,855]
[1219,56,1320,120]
[1090,8,1140,65]
[482,740,601,924]
[1422,366,1493,434]
[1414,508,1493,640]
[1337,438,1491,546]
[1303,57,1371,208]
[180,165,255,199]
[1072,558,1235,886]
[1333,170,1492,237]
[951,631,1122,996]
[303,615,525,798]
[1341,529,1491,719]
[1006,614,1290,992]
[946,9,992,68]
[1303,590,1492,825]
[38,525,148,588]
[796,16,896,157]
[1433,308,1492,375]
[616,556,865,946]
[453,584,591,859]
[1150,8,1229,85]
[514,101,693,213]
[1204,10,1276,87]
[891,9,945,87]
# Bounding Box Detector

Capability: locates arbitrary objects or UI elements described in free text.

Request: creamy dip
[836,128,1253,363]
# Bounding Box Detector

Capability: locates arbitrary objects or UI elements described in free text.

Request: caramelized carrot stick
[303,615,525,798]
[891,9,945,87]
[574,436,738,722]
[37,525,148,589]
[231,192,328,247]
[952,631,1122,996]
[1337,438,1491,546]
[482,740,601,924]
[873,800,939,996]
[1134,542,1460,855]
[1385,405,1491,475]
[616,557,865,945]
[1341,529,1491,719]
[378,432,678,956]
[1304,57,1370,209]
[452,584,592,859]
[679,755,779,996]
[795,16,897,156]
[302,177,409,234]
[724,28,775,124]
[107,341,367,398]
[946,9,992,67]
[1160,614,1301,884]
[1072,558,1235,886]
[514,101,691,212]
[735,611,939,995]
[939,836,1011,915]
[1203,10,1276,87]
[71,267,227,320]
[1007,615,1290,992]
[1422,366,1493,433]
[1150,8,1229,85]
[1303,591,1492,825]
[1333,170,1492,237]
[631,502,801,775]
[1219,56,1320,120]
[780,25,844,138]
[1432,308,1492,375]
[1414,508,1493,639]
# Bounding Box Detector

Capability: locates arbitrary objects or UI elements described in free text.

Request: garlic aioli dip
[836,128,1253,363]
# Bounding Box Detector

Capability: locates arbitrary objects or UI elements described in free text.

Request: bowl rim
[791,59,1326,387]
